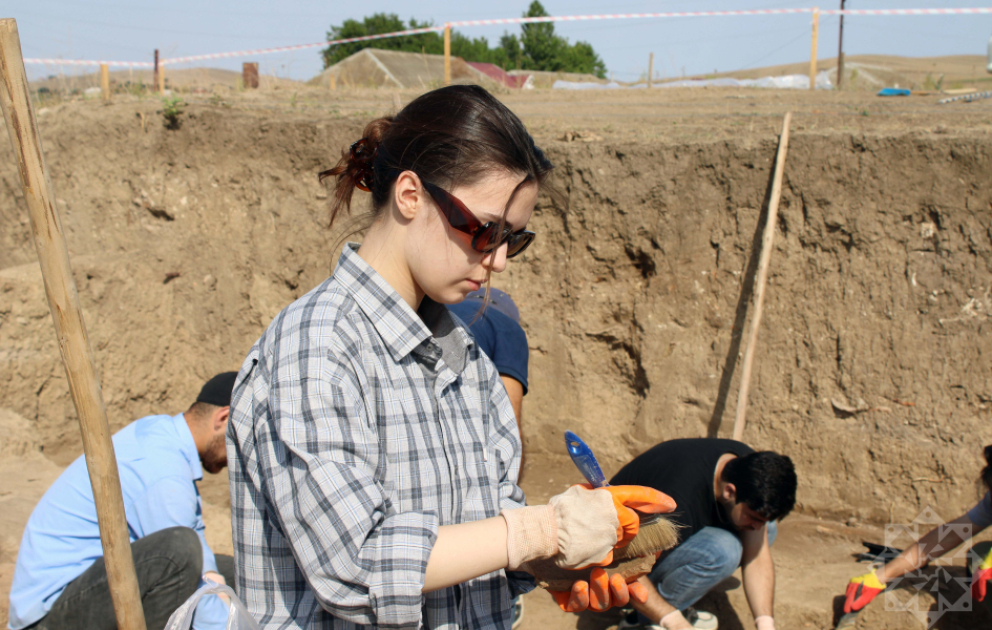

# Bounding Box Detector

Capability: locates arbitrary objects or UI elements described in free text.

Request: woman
[844,445,992,614]
[226,85,672,629]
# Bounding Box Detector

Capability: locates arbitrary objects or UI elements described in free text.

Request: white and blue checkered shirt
[228,243,528,629]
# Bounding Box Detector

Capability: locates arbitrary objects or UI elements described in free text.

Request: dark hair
[982,445,992,490]
[319,84,555,227]
[721,451,797,522]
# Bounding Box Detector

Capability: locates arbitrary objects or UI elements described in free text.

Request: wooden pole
[158,60,165,94]
[329,73,336,90]
[100,63,110,102]
[242,62,259,89]
[809,8,819,91]
[0,19,148,630]
[837,0,846,88]
[732,112,792,442]
[153,49,159,94]
[647,52,654,88]
[443,24,451,86]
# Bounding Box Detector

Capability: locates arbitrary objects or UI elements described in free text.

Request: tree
[320,5,606,78]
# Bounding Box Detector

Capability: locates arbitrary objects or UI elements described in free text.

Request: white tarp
[554,71,834,91]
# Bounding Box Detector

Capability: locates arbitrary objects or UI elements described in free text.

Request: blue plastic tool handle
[564,430,608,488]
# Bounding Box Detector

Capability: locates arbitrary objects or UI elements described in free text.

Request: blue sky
[12,0,992,82]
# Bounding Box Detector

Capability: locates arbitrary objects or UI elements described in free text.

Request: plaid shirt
[228,244,528,630]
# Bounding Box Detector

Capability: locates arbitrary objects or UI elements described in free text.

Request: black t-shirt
[610,438,754,544]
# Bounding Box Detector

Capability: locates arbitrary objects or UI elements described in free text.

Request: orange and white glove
[844,569,886,613]
[547,568,652,612]
[501,485,620,570]
[972,546,992,602]
[581,484,677,549]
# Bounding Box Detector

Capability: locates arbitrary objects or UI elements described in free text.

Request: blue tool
[564,430,609,488]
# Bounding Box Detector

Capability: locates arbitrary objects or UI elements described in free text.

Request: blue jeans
[646,521,778,612]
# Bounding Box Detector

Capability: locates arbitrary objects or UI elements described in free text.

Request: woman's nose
[483,242,509,273]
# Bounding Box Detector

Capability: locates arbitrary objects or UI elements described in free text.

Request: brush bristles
[616,517,680,560]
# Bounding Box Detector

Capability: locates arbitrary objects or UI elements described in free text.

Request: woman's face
[405,170,538,306]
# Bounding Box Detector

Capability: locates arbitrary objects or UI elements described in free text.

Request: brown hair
[319,84,555,227]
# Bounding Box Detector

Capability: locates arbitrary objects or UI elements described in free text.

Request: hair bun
[349,138,377,192]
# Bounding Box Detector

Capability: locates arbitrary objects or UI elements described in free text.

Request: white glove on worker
[501,485,619,570]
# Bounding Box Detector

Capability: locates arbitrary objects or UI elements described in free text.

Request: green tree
[321,5,606,78]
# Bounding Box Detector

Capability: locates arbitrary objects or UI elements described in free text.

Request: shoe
[684,607,718,630]
[618,610,661,629]
[617,608,718,630]
[511,596,524,630]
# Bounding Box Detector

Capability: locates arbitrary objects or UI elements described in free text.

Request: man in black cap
[9,373,238,630]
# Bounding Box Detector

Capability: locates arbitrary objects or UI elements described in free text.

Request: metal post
[443,25,451,86]
[153,49,159,93]
[648,52,654,88]
[837,0,846,88]
[809,7,820,91]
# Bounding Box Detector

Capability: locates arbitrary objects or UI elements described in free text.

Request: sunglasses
[421,180,536,259]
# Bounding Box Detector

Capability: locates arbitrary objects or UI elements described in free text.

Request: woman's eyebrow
[483,177,531,225]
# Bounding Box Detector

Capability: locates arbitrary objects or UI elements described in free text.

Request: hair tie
[350,138,376,192]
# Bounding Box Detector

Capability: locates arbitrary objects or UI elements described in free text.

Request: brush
[563,431,680,560]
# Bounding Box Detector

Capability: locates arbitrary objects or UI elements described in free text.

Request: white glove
[501,485,619,570]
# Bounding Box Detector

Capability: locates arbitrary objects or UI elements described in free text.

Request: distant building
[309,48,533,90]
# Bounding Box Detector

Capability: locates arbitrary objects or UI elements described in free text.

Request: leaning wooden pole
[809,8,819,91]
[732,112,792,442]
[0,19,148,630]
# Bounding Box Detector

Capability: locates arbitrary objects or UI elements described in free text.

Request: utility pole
[837,0,846,88]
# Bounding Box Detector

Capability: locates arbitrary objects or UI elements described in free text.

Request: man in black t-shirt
[611,439,796,630]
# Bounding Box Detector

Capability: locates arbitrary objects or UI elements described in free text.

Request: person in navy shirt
[8,373,237,630]
[448,288,529,428]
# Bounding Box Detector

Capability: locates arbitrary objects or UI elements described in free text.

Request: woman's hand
[547,568,651,612]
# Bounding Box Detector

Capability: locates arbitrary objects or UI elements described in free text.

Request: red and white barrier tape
[22,7,992,68]
[163,25,443,64]
[23,59,153,68]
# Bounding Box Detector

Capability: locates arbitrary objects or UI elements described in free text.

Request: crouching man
[613,438,797,630]
[8,373,237,630]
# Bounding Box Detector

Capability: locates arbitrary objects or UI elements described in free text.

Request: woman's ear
[393,170,424,221]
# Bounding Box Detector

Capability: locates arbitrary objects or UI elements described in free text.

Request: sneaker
[618,610,661,629]
[684,607,718,630]
[511,596,524,630]
[617,608,718,630]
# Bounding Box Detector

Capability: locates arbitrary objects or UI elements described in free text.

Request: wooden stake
[809,8,819,91]
[242,62,259,89]
[158,61,165,94]
[732,112,792,442]
[0,19,148,630]
[153,49,159,93]
[837,0,846,88]
[100,63,110,102]
[647,52,654,88]
[443,24,451,86]
[329,73,336,90]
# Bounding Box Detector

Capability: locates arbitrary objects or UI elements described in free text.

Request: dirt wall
[1,101,990,525]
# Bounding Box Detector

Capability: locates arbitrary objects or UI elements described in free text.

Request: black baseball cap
[195,372,238,407]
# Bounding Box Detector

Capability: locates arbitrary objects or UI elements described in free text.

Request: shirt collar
[334,243,459,363]
[171,412,203,482]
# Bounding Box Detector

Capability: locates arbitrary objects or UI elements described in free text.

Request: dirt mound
[2,95,991,519]
[1,88,991,628]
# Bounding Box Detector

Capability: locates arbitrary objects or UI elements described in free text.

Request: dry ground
[3,74,992,629]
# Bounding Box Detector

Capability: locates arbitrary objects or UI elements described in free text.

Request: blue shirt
[448,302,529,394]
[8,413,228,630]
